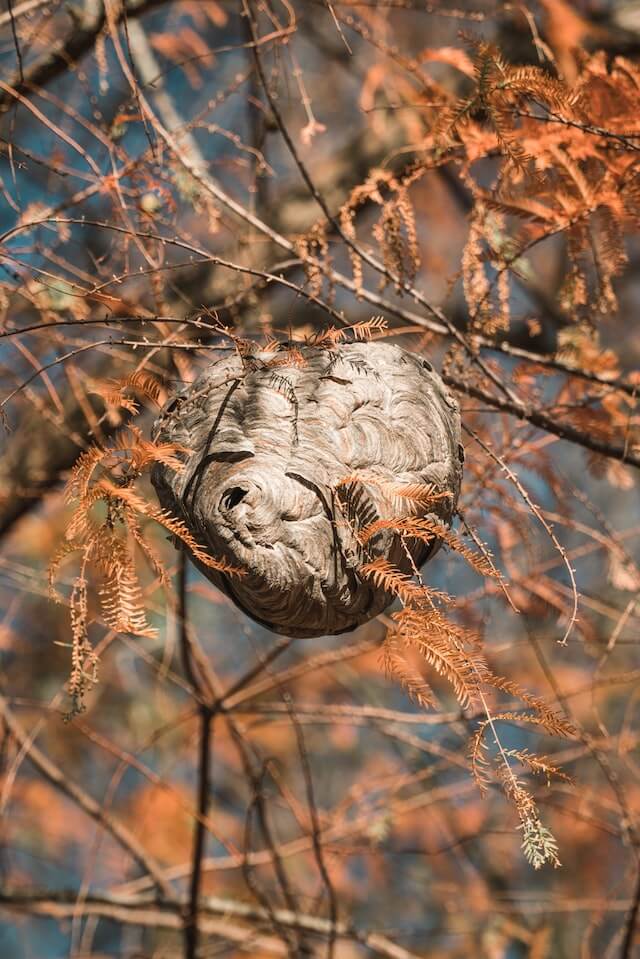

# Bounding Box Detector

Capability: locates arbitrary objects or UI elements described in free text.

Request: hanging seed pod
[151,341,463,637]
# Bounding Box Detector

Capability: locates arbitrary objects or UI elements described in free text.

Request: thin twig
[178,553,215,959]
[464,424,579,645]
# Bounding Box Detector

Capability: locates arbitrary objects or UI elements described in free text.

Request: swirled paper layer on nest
[151,342,463,637]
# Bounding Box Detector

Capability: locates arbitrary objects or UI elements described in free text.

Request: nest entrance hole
[221,487,249,510]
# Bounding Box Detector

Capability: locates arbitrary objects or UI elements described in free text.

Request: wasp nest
[151,341,463,638]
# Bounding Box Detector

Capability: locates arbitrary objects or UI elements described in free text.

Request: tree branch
[0,889,424,959]
[178,553,215,959]
[0,0,171,115]
[0,694,174,900]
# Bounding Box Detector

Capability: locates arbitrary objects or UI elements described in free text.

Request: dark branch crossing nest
[152,341,463,638]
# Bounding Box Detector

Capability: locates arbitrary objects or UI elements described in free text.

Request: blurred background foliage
[0,1,640,958]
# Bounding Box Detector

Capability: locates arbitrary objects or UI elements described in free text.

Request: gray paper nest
[151,341,463,638]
